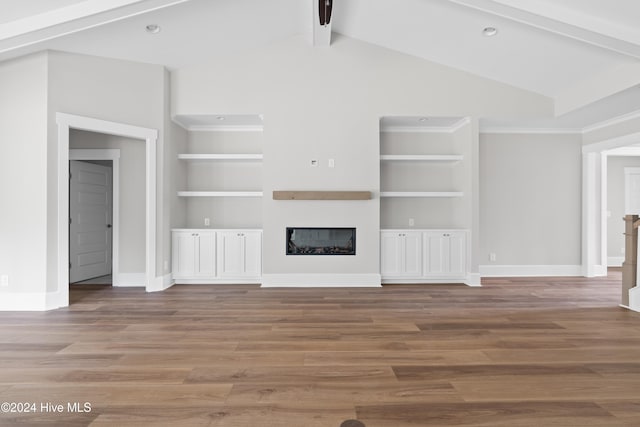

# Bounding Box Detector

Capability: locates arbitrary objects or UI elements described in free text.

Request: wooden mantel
[273,191,371,200]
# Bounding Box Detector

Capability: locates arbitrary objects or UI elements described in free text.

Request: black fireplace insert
[286,227,355,255]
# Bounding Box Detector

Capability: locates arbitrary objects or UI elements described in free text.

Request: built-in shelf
[178,191,263,197]
[380,154,463,162]
[273,191,371,200]
[380,191,464,198]
[178,154,263,161]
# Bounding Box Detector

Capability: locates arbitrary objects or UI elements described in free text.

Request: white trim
[56,113,158,308]
[465,273,482,287]
[162,273,175,290]
[583,109,640,134]
[0,0,189,55]
[178,191,263,197]
[629,287,640,312]
[380,155,463,162]
[606,146,640,156]
[174,279,261,285]
[171,119,264,133]
[178,154,263,161]
[188,125,264,132]
[69,149,121,286]
[380,191,464,198]
[380,117,470,134]
[382,279,467,285]
[261,274,382,287]
[0,292,49,311]
[582,131,640,154]
[479,265,583,277]
[480,127,582,135]
[113,273,145,287]
[447,0,640,59]
[582,133,640,283]
[608,257,624,267]
[624,167,640,214]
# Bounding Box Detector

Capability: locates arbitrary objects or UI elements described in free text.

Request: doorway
[69,152,119,285]
[55,113,158,310]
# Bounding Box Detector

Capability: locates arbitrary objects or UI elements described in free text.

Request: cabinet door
[424,231,467,277]
[381,232,403,276]
[403,232,423,276]
[424,232,447,275]
[243,231,262,277]
[172,232,196,278]
[217,231,244,277]
[447,231,466,276]
[195,232,216,277]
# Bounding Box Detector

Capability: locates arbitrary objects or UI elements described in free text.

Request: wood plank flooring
[1,270,639,426]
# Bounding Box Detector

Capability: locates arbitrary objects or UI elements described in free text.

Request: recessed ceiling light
[216,116,225,121]
[483,27,498,37]
[418,117,428,122]
[145,24,161,34]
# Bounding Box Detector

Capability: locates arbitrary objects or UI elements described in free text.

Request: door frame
[624,167,640,215]
[582,131,640,279]
[56,113,157,308]
[69,150,120,285]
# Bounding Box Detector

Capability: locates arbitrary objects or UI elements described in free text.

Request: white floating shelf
[178,191,263,197]
[178,154,263,161]
[380,192,464,198]
[380,155,463,162]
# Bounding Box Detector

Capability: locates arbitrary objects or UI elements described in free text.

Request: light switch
[328,159,335,168]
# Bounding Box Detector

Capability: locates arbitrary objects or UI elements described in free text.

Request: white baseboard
[113,273,145,287]
[465,273,482,287]
[173,278,261,285]
[629,287,640,312]
[147,274,175,292]
[479,265,582,277]
[261,274,382,288]
[608,257,624,267]
[0,292,48,311]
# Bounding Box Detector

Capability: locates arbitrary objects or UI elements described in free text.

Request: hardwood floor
[1,270,639,426]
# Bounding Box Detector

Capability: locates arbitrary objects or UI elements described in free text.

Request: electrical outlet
[164,261,169,271]
[489,253,496,262]
[408,218,415,226]
[204,218,210,226]
[1,275,8,287]
[310,159,318,167]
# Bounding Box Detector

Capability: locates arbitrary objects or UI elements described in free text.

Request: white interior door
[625,168,640,214]
[69,160,113,283]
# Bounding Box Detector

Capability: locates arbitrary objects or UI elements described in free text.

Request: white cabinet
[172,229,262,284]
[424,231,466,277]
[381,229,467,283]
[380,231,422,277]
[217,230,262,279]
[172,230,216,279]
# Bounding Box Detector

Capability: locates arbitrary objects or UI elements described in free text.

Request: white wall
[0,53,48,301]
[480,132,582,267]
[172,35,553,279]
[70,130,146,274]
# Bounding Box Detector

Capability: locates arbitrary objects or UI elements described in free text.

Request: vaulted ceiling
[2,0,639,130]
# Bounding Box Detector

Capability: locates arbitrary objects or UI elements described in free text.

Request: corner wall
[0,53,49,309]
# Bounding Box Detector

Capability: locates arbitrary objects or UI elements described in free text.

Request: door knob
[107,224,112,228]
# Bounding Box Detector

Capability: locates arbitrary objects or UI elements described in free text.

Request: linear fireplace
[286,227,356,255]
